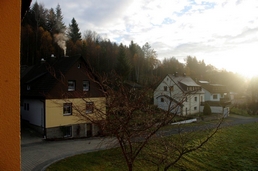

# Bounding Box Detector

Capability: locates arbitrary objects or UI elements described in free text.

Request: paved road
[21,134,115,171]
[21,114,258,171]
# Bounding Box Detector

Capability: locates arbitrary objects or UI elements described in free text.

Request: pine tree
[68,18,81,43]
[115,44,131,79]
[55,4,66,33]
[46,8,56,34]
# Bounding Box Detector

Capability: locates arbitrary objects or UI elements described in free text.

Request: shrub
[203,103,211,115]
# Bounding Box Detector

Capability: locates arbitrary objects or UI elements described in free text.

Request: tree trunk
[128,162,133,171]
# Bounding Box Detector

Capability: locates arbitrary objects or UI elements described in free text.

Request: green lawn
[47,122,258,171]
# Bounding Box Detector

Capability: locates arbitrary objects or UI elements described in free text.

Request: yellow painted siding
[46,97,106,128]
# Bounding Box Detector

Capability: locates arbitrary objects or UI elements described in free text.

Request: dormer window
[83,80,90,91]
[68,80,76,91]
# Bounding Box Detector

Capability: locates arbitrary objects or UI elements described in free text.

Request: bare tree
[47,63,223,171]
[73,70,223,171]
[141,119,223,171]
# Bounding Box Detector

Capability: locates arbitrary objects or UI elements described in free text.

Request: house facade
[154,74,204,115]
[198,81,230,115]
[21,55,106,139]
[199,81,228,102]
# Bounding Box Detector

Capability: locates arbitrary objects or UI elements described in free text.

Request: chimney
[41,58,45,63]
[48,54,56,63]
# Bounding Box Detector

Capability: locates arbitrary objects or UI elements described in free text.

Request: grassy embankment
[47,121,258,171]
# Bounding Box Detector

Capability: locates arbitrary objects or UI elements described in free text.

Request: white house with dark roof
[198,80,230,115]
[154,74,205,115]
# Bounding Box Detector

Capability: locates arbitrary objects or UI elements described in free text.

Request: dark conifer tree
[55,4,66,33]
[115,44,131,79]
[68,18,81,43]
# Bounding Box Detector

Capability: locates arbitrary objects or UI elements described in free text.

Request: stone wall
[46,123,100,139]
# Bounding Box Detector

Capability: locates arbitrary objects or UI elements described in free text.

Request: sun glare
[202,44,258,79]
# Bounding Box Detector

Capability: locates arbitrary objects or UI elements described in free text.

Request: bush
[203,103,211,115]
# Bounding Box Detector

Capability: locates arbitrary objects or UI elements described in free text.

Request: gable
[154,75,183,93]
[167,74,202,93]
[21,55,104,99]
[49,59,103,98]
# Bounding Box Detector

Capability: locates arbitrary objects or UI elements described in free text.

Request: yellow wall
[0,1,20,171]
[46,97,106,128]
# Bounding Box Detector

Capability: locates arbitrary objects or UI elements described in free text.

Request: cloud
[33,0,258,77]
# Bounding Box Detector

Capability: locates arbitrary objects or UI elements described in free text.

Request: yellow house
[21,55,106,139]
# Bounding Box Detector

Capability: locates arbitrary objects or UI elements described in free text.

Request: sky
[33,0,258,78]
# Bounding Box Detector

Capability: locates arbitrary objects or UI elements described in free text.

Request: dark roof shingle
[21,55,83,98]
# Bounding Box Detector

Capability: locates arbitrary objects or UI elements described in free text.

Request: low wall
[200,106,229,117]
[171,118,197,125]
[46,123,101,139]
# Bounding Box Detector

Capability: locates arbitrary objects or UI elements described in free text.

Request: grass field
[47,122,258,171]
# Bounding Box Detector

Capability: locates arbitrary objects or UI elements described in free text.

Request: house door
[87,123,92,137]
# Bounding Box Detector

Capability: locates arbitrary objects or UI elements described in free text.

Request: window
[169,86,174,91]
[164,86,167,91]
[195,97,197,101]
[161,98,164,102]
[77,63,81,68]
[61,126,72,138]
[185,97,187,102]
[63,103,72,115]
[68,80,76,91]
[83,80,90,91]
[86,102,94,114]
[213,94,218,99]
[194,106,197,110]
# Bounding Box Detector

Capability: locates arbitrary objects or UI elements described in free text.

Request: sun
[203,45,258,79]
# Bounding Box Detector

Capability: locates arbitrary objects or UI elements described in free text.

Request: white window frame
[86,102,94,114]
[68,80,76,91]
[63,103,72,116]
[83,80,90,91]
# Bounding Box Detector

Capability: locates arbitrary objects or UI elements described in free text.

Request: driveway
[21,114,258,171]
[21,128,115,171]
